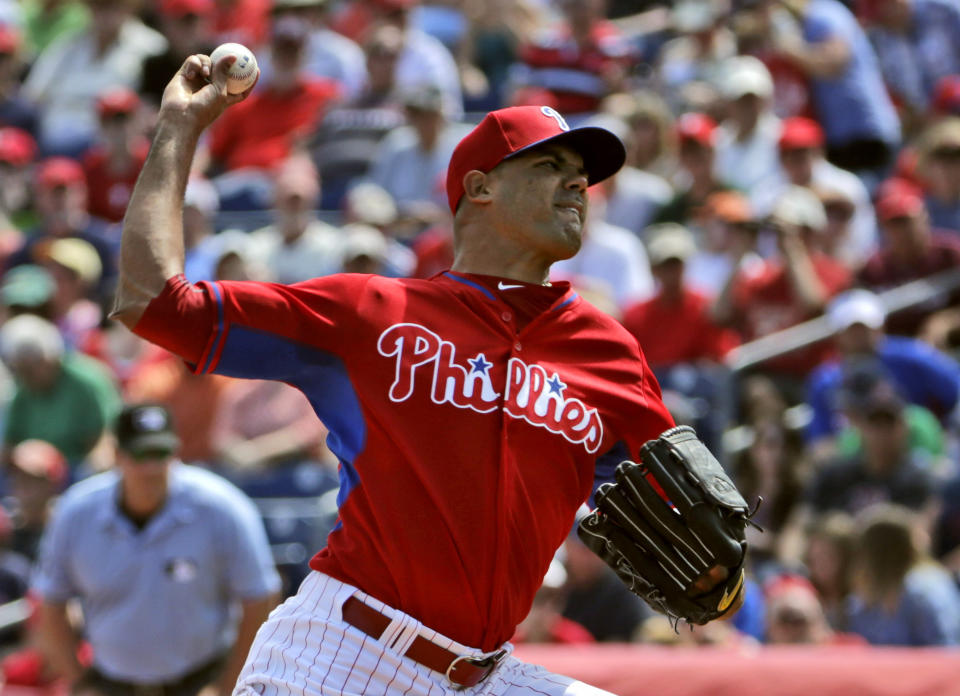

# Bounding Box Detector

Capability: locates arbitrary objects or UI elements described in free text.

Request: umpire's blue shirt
[32,464,281,683]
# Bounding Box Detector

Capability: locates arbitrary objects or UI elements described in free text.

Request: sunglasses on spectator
[128,448,174,462]
[824,202,854,222]
[932,146,960,160]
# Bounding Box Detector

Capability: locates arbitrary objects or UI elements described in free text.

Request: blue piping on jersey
[443,272,496,301]
[554,293,578,311]
[591,439,630,508]
[211,325,367,511]
[201,282,226,374]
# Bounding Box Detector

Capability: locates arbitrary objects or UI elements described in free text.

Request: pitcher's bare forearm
[112,121,200,327]
[110,52,258,329]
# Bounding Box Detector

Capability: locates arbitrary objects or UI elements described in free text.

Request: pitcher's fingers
[181,54,205,80]
[226,69,259,105]
[690,565,729,595]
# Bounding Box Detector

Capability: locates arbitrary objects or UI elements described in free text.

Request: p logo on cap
[444,105,626,213]
[540,106,570,131]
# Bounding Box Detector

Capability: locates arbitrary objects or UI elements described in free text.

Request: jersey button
[501,312,512,322]
[514,342,522,351]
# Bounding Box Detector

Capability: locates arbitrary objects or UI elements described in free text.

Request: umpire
[32,403,281,696]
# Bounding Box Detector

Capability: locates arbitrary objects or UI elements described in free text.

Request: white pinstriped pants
[233,571,616,696]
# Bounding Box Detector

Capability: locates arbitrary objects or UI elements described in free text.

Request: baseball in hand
[210,43,259,94]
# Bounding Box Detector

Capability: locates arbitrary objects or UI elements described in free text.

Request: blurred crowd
[0,0,956,687]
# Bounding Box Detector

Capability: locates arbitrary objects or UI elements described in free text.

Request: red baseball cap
[779,117,825,150]
[0,127,36,167]
[36,157,85,190]
[933,75,960,116]
[96,87,140,119]
[445,105,626,213]
[159,0,214,17]
[876,189,925,222]
[676,112,716,147]
[0,24,20,54]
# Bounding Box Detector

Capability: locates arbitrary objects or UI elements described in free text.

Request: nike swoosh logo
[717,568,745,613]
[498,282,524,290]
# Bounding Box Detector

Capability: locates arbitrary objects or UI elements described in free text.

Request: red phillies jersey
[134,271,674,650]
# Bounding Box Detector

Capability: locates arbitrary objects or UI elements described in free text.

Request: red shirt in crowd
[82,139,150,222]
[621,288,739,368]
[209,78,341,172]
[518,22,634,115]
[732,253,851,375]
[858,233,960,335]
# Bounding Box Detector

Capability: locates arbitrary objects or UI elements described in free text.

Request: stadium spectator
[258,0,367,102]
[653,112,734,229]
[802,512,857,631]
[212,376,332,473]
[848,503,960,646]
[41,237,103,351]
[915,117,960,232]
[0,264,56,323]
[209,0,270,47]
[0,314,120,469]
[340,183,416,277]
[22,0,166,157]
[346,0,464,119]
[813,184,861,268]
[613,91,677,182]
[657,0,736,112]
[207,14,340,208]
[858,185,960,335]
[309,26,407,208]
[247,154,342,283]
[4,439,67,562]
[81,87,149,223]
[621,222,738,368]
[19,0,90,60]
[712,185,851,389]
[864,0,960,134]
[684,190,764,298]
[0,127,38,237]
[512,0,634,116]
[7,157,117,299]
[751,116,877,266]
[367,83,468,226]
[714,55,782,193]
[32,402,281,694]
[551,187,654,312]
[589,111,673,239]
[806,289,960,456]
[0,24,37,137]
[804,376,940,519]
[763,575,860,644]
[140,0,217,107]
[766,0,900,174]
[729,418,808,575]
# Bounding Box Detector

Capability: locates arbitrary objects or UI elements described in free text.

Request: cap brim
[503,126,626,186]
[123,433,180,456]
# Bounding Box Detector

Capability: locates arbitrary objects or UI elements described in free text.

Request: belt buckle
[445,649,507,691]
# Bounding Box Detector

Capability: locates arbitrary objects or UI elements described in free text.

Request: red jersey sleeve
[132,273,375,376]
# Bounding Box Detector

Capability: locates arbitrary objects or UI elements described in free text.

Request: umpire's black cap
[115,403,180,456]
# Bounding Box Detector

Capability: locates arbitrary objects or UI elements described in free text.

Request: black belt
[75,655,224,696]
[341,596,507,690]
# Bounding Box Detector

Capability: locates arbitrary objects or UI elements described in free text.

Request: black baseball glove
[577,425,755,626]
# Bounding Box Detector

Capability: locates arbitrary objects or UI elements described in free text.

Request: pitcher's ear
[462,170,493,205]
